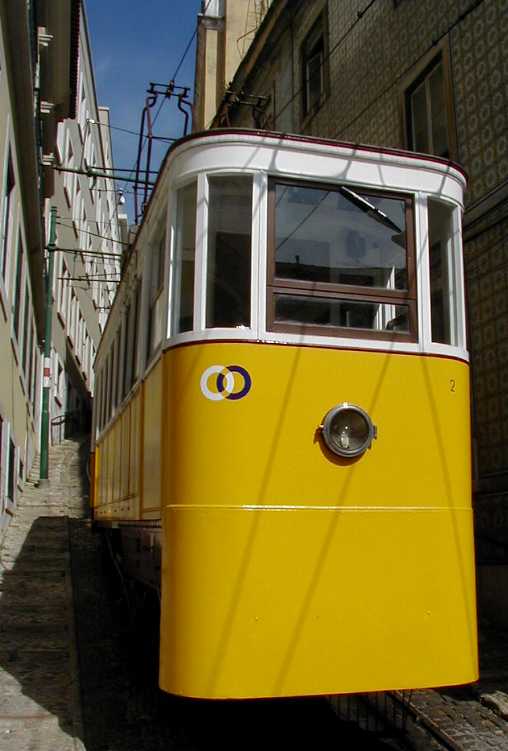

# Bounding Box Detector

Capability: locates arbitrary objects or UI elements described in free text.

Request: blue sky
[85,0,203,220]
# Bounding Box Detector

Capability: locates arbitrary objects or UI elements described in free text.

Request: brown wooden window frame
[301,8,329,125]
[401,40,457,161]
[266,177,418,342]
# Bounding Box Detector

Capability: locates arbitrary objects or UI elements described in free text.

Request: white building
[50,7,122,442]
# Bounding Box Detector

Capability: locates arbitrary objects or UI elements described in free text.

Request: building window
[30,342,38,407]
[7,438,15,503]
[1,152,15,280]
[22,281,30,374]
[267,178,417,341]
[301,12,328,120]
[405,54,453,159]
[12,231,23,341]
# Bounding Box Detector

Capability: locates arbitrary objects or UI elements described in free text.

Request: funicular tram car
[91,129,478,700]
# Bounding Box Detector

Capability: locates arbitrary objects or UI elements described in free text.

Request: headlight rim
[321,402,376,458]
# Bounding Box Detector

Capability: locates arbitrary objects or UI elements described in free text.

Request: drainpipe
[39,206,57,482]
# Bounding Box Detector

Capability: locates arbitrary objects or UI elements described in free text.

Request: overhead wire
[117,0,215,198]
[89,119,175,141]
[56,221,129,246]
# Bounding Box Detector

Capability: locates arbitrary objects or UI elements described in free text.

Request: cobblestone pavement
[1,437,508,750]
[0,438,88,750]
[401,625,508,750]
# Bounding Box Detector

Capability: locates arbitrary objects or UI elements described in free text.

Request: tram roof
[163,128,468,182]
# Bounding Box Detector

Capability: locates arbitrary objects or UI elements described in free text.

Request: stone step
[6,510,69,524]
[0,606,68,629]
[6,517,69,532]
[0,577,67,601]
[0,717,79,751]
[1,546,70,565]
[0,570,67,589]
[0,649,74,719]
[0,625,69,651]
[0,558,69,573]
[1,539,69,558]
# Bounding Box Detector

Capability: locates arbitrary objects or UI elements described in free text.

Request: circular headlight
[321,403,376,458]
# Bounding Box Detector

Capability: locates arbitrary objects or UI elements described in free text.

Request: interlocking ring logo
[200,365,252,401]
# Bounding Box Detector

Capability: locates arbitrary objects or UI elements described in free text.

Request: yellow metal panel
[109,422,116,508]
[142,361,162,516]
[102,431,109,507]
[160,505,477,698]
[91,450,98,509]
[100,440,106,510]
[116,411,123,503]
[114,415,123,506]
[129,389,141,508]
[120,407,130,504]
[165,343,471,509]
[101,435,108,508]
[159,342,477,698]
[108,427,115,511]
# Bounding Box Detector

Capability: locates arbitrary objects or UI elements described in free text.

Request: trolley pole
[40,206,57,482]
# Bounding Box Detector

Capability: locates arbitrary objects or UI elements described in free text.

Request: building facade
[0,0,77,536]
[206,0,508,619]
[50,7,122,443]
[0,0,121,538]
[193,0,273,131]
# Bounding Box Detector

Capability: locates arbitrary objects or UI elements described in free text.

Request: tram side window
[94,370,101,433]
[113,330,121,411]
[99,367,105,431]
[147,226,166,360]
[107,350,114,421]
[172,181,197,334]
[206,176,252,328]
[122,304,131,400]
[102,362,109,429]
[267,179,416,339]
[428,198,458,346]
[131,280,141,385]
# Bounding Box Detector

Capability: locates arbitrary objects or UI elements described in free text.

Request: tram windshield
[274,184,408,290]
[268,180,415,339]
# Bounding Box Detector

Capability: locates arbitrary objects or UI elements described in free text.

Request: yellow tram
[91,130,478,699]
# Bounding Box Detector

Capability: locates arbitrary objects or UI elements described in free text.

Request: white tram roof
[157,128,467,206]
[96,129,467,362]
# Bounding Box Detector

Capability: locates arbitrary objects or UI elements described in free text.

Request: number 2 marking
[450,379,456,392]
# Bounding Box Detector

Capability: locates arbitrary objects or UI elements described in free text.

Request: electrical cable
[117,0,215,199]
[56,221,130,246]
[89,119,176,141]
[173,0,214,81]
